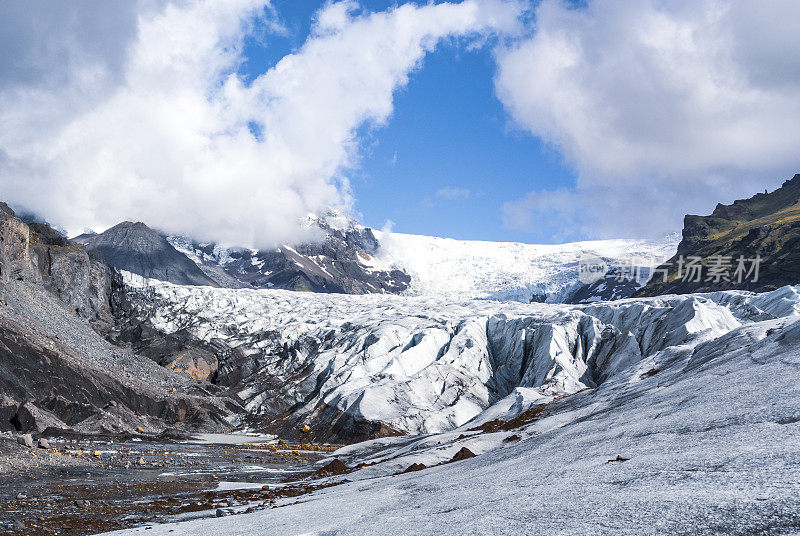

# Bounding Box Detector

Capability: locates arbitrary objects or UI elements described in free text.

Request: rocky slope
[75,222,218,287]
[0,206,239,436]
[638,174,800,296]
[119,268,799,443]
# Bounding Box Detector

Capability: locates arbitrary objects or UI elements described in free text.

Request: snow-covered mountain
[167,210,678,303]
[166,213,410,294]
[371,230,679,302]
[120,270,799,443]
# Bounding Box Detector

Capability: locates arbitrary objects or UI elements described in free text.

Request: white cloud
[0,0,522,248]
[496,0,800,239]
[436,186,471,200]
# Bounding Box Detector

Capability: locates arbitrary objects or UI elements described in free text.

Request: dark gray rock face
[0,206,240,436]
[32,226,113,327]
[75,222,218,287]
[10,401,66,434]
[0,394,19,432]
[169,214,410,294]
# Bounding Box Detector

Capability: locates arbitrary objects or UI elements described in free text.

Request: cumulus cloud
[496,0,800,239]
[0,0,522,248]
[436,186,471,200]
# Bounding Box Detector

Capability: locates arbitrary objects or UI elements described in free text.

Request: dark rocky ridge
[638,174,800,296]
[75,215,411,295]
[75,221,218,287]
[168,214,410,294]
[0,205,240,436]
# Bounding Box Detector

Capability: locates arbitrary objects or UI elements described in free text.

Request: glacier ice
[120,272,800,440]
[372,230,679,302]
[104,281,800,536]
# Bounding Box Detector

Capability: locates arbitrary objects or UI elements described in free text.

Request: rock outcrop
[1,203,112,326]
[0,202,42,284]
[0,205,239,436]
[638,174,800,296]
[164,348,218,382]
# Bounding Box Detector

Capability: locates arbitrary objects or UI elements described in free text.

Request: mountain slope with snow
[167,214,410,294]
[372,230,679,302]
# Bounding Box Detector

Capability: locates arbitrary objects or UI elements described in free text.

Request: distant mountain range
[71,213,677,303]
[166,213,411,294]
[52,174,800,303]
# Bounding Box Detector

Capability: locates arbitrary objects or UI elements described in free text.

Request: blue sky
[4,0,797,248]
[240,0,577,242]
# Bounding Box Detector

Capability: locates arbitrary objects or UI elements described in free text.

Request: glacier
[371,230,679,302]
[167,212,678,303]
[106,280,800,535]
[120,272,799,442]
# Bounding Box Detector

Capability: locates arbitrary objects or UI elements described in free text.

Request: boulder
[12,402,67,434]
[16,434,33,448]
[313,458,350,477]
[449,447,476,462]
[401,463,427,474]
[164,347,218,381]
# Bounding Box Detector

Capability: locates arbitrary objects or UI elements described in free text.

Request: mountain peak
[74,221,217,287]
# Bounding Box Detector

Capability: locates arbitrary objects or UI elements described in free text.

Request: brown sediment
[468,390,592,435]
[400,462,427,474]
[469,405,546,434]
[449,447,476,463]
[313,458,351,477]
[2,469,340,536]
[243,441,340,453]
